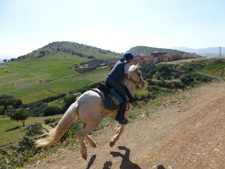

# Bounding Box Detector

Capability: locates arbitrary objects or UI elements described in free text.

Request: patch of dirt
[25,81,225,169]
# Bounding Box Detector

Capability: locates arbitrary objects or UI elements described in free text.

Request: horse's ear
[136,63,140,69]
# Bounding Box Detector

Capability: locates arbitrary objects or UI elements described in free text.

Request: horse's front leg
[110,124,125,147]
[86,135,96,147]
[110,109,130,147]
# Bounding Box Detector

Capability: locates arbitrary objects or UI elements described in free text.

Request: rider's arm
[124,63,130,81]
[124,73,129,81]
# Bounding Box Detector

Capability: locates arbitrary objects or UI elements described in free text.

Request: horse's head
[128,64,145,88]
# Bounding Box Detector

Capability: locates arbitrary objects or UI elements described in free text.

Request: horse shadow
[103,161,113,169]
[86,146,141,169]
[86,155,96,169]
[157,165,165,169]
[110,146,141,169]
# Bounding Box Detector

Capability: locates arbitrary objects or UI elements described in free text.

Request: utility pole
[218,47,222,57]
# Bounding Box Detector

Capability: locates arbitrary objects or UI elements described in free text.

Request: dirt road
[26,81,225,169]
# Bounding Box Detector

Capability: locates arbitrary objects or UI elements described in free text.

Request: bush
[25,122,43,136]
[195,73,216,82]
[157,64,173,80]
[172,71,182,79]
[44,118,58,124]
[147,79,155,85]
[59,121,82,142]
[180,73,195,86]
[0,136,36,168]
[26,101,46,116]
[43,105,62,116]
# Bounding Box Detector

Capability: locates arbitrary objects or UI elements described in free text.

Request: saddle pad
[104,88,123,110]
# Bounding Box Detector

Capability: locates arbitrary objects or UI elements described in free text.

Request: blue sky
[0,0,225,59]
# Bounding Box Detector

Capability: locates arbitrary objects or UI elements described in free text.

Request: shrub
[180,73,195,86]
[26,101,46,116]
[172,71,182,79]
[43,105,62,116]
[25,122,43,136]
[59,121,82,142]
[62,94,77,112]
[147,79,155,85]
[0,136,36,168]
[44,118,55,124]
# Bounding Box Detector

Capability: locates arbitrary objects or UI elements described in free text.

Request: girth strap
[91,89,104,101]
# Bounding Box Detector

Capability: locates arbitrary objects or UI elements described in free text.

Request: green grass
[182,58,225,78]
[0,114,63,145]
[0,55,111,103]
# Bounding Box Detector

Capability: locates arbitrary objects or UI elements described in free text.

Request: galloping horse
[35,64,145,160]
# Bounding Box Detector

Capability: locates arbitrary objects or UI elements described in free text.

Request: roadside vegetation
[1,56,225,168]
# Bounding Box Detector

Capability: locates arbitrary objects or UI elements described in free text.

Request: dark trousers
[105,77,128,120]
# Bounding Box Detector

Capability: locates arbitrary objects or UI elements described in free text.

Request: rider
[105,52,134,124]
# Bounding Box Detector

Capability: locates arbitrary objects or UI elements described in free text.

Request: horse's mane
[129,64,138,72]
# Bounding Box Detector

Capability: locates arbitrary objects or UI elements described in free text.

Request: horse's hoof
[110,141,115,147]
[82,154,87,160]
[90,142,96,147]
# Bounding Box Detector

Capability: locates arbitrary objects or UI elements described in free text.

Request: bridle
[129,70,142,86]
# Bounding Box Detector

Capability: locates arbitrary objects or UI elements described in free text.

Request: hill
[24,80,225,169]
[172,47,225,57]
[0,42,191,104]
[2,57,225,168]
[0,41,121,103]
[127,46,182,55]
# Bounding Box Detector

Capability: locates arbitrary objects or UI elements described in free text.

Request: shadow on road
[110,146,141,169]
[103,161,113,169]
[86,155,96,169]
[157,165,165,169]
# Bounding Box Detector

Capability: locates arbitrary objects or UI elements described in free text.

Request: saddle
[97,83,134,110]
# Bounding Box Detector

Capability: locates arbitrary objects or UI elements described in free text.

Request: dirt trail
[25,81,225,169]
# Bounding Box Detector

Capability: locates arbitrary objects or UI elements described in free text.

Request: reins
[129,71,142,86]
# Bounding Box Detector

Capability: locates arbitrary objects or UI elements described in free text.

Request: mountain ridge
[172,47,225,57]
[1,41,192,62]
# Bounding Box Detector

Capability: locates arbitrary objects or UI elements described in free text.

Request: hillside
[0,41,121,103]
[19,41,121,60]
[0,42,194,104]
[1,57,225,168]
[25,80,225,169]
[127,46,182,55]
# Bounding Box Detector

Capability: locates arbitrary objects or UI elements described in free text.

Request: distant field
[0,54,110,103]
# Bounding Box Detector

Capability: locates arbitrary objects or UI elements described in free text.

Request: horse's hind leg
[77,124,96,160]
[83,123,96,147]
[110,124,125,147]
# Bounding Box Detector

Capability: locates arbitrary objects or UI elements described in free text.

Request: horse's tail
[35,101,79,147]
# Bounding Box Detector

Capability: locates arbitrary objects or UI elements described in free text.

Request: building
[76,64,97,73]
[107,52,197,69]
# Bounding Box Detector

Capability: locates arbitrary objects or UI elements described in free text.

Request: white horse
[35,64,145,160]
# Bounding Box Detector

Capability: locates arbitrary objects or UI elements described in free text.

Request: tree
[11,108,29,126]
[0,95,23,114]
[0,95,14,114]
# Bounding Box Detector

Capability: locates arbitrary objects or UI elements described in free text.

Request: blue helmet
[123,52,134,60]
